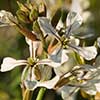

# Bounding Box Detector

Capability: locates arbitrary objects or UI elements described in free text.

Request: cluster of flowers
[0,1,100,100]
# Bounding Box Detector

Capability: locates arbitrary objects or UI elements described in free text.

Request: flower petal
[61,50,69,64]
[49,48,68,65]
[95,83,100,92]
[37,59,61,68]
[25,37,40,58]
[82,83,97,95]
[71,0,82,14]
[54,51,77,76]
[25,76,60,90]
[24,80,37,90]
[74,64,97,80]
[66,12,82,35]
[69,36,80,46]
[38,49,68,68]
[0,10,17,26]
[38,17,56,34]
[36,76,60,89]
[97,37,100,48]
[61,86,79,100]
[21,67,29,81]
[73,46,97,60]
[0,57,27,72]
[38,17,60,40]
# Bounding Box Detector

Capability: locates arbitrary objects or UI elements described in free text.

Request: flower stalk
[36,88,46,100]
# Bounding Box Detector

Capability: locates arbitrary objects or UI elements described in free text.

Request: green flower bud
[16,10,30,23]
[39,2,46,17]
[17,1,29,12]
[29,9,38,21]
[33,21,41,34]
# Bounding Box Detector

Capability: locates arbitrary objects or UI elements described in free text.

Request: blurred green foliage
[0,1,29,100]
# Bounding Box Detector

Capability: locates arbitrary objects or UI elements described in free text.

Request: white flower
[0,37,40,72]
[0,36,60,91]
[56,64,100,100]
[38,12,97,61]
[0,10,16,26]
[38,12,97,60]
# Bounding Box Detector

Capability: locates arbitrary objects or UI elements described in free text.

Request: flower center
[27,57,37,67]
[61,36,69,49]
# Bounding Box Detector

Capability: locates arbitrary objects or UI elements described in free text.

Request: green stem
[36,88,46,100]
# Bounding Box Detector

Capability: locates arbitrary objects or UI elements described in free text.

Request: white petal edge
[37,59,61,68]
[61,50,69,64]
[95,83,100,92]
[66,12,82,32]
[97,37,100,48]
[35,76,60,89]
[0,57,27,72]
[74,46,97,60]
[25,76,60,90]
[25,37,40,58]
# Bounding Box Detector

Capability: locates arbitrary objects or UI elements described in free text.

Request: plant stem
[36,88,46,100]
[23,89,33,100]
